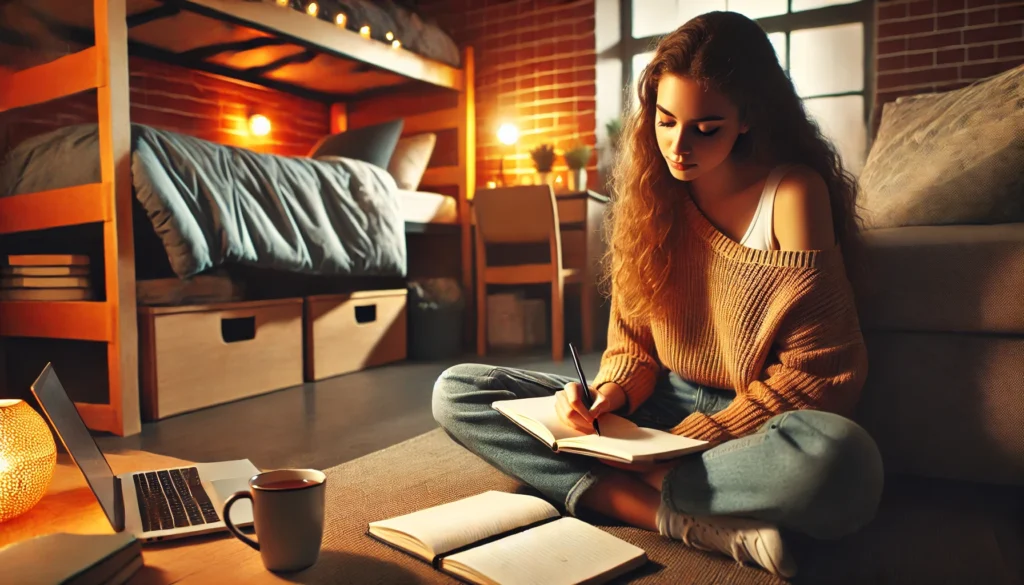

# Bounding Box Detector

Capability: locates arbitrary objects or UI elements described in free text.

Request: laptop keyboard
[133,467,220,532]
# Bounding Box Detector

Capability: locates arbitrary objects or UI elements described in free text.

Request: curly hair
[602,11,865,320]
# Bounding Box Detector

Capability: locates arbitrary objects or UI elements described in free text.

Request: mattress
[399,189,457,225]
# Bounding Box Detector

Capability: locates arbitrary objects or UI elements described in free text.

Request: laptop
[30,363,259,543]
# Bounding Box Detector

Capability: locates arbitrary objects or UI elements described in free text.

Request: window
[623,0,871,173]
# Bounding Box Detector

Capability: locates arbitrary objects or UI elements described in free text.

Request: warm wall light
[0,400,56,523]
[359,25,371,38]
[248,114,272,137]
[335,12,347,27]
[306,2,318,16]
[497,123,519,146]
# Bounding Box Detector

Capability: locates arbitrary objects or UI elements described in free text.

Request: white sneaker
[658,510,797,578]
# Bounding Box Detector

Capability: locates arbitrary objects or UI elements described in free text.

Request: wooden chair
[473,185,589,362]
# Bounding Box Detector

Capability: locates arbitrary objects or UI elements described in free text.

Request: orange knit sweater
[592,194,868,444]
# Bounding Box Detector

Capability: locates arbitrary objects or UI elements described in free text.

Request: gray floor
[97,350,602,472]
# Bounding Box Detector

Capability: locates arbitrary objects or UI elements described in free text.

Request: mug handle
[223,491,259,551]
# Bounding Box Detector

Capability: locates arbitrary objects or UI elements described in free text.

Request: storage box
[138,299,304,420]
[304,289,407,381]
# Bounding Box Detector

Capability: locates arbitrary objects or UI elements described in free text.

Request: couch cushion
[856,223,1024,334]
[856,65,1024,229]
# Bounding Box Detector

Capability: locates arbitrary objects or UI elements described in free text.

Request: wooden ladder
[0,0,140,436]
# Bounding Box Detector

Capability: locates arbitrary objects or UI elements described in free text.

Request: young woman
[432,11,882,578]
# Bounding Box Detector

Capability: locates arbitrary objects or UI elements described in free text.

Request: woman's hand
[554,382,627,433]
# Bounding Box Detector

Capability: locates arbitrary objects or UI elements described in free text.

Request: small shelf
[0,183,110,235]
[0,300,112,342]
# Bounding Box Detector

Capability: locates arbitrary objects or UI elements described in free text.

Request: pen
[568,342,601,436]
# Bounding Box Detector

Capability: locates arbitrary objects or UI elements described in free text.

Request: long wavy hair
[602,11,865,320]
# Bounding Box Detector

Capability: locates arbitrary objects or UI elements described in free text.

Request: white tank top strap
[739,164,798,251]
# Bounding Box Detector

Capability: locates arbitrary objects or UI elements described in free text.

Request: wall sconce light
[0,400,56,523]
[248,114,272,137]
[306,2,318,16]
[335,12,347,27]
[496,123,519,187]
[359,25,371,38]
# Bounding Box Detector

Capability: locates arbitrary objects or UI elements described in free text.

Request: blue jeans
[432,364,884,540]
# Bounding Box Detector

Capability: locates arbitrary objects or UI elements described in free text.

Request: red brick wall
[2,56,329,157]
[874,0,1024,131]
[419,0,597,189]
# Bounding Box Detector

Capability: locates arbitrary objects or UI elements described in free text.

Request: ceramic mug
[223,469,327,572]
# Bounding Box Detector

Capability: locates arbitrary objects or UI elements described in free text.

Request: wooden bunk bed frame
[0,0,476,437]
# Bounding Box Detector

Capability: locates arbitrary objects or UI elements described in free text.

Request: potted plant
[530,144,556,186]
[563,142,592,192]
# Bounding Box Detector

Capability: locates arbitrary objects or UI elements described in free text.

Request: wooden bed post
[96,0,141,436]
[458,46,476,350]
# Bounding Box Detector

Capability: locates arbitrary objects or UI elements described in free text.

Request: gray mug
[224,469,327,572]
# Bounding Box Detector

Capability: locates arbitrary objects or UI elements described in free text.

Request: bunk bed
[0,0,476,436]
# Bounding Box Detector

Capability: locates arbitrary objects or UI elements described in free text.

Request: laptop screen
[30,364,119,529]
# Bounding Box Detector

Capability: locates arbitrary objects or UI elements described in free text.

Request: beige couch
[854,223,1024,486]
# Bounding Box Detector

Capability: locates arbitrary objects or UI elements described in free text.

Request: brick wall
[2,56,329,158]
[875,0,1024,130]
[419,0,597,189]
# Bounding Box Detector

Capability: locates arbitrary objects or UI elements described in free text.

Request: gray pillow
[857,65,1024,230]
[308,119,404,170]
[388,132,436,190]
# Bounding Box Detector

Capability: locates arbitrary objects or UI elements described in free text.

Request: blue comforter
[0,124,406,279]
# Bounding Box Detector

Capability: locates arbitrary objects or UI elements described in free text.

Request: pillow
[387,133,437,191]
[308,119,404,169]
[856,66,1024,230]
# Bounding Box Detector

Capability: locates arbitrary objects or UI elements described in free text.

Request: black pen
[568,342,601,436]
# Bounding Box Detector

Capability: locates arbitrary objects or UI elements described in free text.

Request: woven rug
[297,428,1019,585]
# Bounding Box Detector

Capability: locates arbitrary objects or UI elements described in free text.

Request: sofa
[851,65,1024,486]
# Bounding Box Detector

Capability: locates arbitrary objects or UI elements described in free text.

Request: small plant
[563,143,592,170]
[530,144,556,172]
[605,118,623,151]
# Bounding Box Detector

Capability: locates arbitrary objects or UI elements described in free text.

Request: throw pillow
[387,133,437,191]
[308,119,404,169]
[857,65,1024,229]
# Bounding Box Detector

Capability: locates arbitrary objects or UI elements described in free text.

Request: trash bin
[407,278,465,360]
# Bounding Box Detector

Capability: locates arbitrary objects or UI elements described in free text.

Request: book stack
[0,531,143,584]
[1,255,94,301]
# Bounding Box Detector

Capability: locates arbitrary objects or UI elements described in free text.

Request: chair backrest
[473,185,559,244]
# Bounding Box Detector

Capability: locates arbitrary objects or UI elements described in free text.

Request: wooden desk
[0,451,289,584]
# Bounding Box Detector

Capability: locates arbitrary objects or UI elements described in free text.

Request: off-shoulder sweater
[592,193,868,444]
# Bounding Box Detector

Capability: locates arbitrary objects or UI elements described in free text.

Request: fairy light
[276,0,288,6]
[385,31,394,41]
[306,2,318,16]
[391,39,401,49]
[359,25,371,38]
[335,12,347,27]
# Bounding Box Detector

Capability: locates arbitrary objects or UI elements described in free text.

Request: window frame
[619,0,876,151]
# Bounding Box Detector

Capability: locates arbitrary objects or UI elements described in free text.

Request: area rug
[296,428,1020,585]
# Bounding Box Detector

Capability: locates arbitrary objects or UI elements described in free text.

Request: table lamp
[497,123,519,186]
[0,399,56,523]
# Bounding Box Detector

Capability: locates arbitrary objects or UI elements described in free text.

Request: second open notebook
[492,395,712,463]
[367,491,647,585]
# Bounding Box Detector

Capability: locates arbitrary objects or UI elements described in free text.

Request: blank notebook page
[369,491,559,558]
[563,415,707,457]
[443,517,646,585]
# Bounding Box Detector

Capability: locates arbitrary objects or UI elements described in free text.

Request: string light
[385,31,394,41]
[335,12,347,27]
[306,2,318,16]
[391,39,401,49]
[359,25,371,38]
[276,0,288,6]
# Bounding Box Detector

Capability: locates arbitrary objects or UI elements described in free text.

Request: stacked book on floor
[0,531,143,584]
[1,255,94,301]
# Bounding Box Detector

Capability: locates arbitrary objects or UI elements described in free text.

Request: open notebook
[367,491,647,585]
[493,395,711,463]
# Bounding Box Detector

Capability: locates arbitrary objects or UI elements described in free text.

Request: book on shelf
[367,490,647,585]
[2,276,90,289]
[0,531,143,585]
[6,254,90,267]
[0,288,94,301]
[2,266,90,277]
[492,395,711,464]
